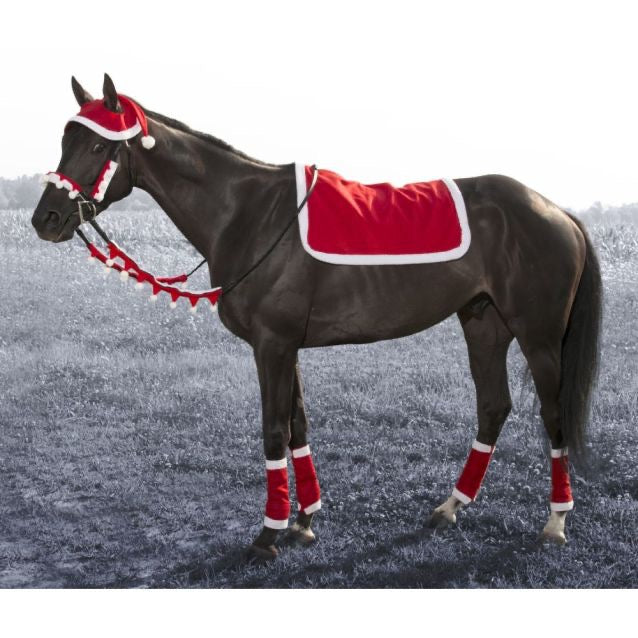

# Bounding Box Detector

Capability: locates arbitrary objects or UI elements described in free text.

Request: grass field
[0,208,636,588]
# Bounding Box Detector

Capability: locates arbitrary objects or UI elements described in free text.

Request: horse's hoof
[287,522,316,546]
[247,543,279,562]
[539,530,566,546]
[427,510,456,530]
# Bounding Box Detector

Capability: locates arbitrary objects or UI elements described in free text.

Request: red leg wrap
[264,459,290,529]
[453,440,495,504]
[292,445,321,514]
[550,448,574,511]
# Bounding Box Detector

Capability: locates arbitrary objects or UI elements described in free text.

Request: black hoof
[247,543,279,562]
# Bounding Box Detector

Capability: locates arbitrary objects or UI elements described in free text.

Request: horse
[31,74,602,560]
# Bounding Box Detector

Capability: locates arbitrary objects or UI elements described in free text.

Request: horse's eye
[92,142,106,154]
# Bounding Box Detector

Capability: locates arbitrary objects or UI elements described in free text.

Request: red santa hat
[67,95,155,149]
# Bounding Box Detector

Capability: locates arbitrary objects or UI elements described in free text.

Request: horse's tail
[559,213,603,465]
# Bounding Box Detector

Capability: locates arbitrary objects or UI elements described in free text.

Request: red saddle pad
[296,164,470,265]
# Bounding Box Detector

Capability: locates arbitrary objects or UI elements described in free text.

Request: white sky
[2,0,636,209]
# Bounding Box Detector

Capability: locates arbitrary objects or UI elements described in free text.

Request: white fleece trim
[263,516,288,530]
[295,163,471,265]
[303,499,322,514]
[91,160,118,202]
[550,500,574,512]
[265,458,287,471]
[292,445,311,458]
[43,172,79,199]
[68,115,142,141]
[472,440,495,454]
[550,447,569,459]
[452,487,472,505]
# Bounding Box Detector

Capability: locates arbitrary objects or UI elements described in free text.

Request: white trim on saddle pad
[295,163,471,265]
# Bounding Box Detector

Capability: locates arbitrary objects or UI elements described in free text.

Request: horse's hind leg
[515,336,573,544]
[429,300,514,528]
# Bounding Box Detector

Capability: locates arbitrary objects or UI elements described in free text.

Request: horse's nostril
[46,210,61,227]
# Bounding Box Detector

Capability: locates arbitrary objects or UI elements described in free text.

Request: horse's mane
[142,106,280,167]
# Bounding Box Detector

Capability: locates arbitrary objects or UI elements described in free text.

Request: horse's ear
[102,73,122,112]
[71,76,93,106]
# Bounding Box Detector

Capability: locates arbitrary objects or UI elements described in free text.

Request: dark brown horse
[32,75,601,559]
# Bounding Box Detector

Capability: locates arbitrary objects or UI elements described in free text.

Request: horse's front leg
[287,361,321,545]
[249,338,297,560]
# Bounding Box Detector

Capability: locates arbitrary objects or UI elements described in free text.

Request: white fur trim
[471,440,495,454]
[141,135,156,149]
[303,499,321,514]
[550,447,569,458]
[550,500,574,512]
[292,445,311,458]
[452,487,472,505]
[265,458,287,470]
[68,115,142,141]
[42,173,79,199]
[263,516,288,530]
[92,161,118,203]
[295,163,471,265]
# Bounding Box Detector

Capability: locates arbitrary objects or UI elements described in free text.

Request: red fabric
[67,94,149,137]
[551,456,573,504]
[304,166,463,256]
[455,447,493,501]
[292,453,321,511]
[265,467,290,521]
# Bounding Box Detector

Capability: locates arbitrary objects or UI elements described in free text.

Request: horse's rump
[295,164,471,265]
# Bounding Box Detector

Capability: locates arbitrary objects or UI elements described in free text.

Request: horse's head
[32,74,153,242]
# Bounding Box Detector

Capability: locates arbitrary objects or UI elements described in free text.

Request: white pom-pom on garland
[106,258,114,267]
[120,270,129,282]
[189,304,198,314]
[87,255,96,263]
[210,303,218,313]
[141,135,156,150]
[135,281,144,290]
[169,301,177,309]
[149,294,158,303]
[69,190,78,200]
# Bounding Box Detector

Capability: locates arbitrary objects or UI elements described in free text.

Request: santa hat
[67,95,155,149]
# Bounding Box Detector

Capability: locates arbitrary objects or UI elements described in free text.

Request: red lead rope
[86,240,221,313]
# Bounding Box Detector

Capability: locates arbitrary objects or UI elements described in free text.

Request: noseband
[42,141,126,224]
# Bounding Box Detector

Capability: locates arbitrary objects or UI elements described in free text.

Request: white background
[1,1,636,209]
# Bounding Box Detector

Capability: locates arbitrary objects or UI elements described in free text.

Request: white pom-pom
[141,135,156,149]
[87,255,96,263]
[120,270,129,281]
[55,181,63,189]
[189,304,198,314]
[106,258,114,267]
[135,281,144,290]
[69,190,78,200]
[210,303,218,313]
[169,301,177,309]
[149,294,158,303]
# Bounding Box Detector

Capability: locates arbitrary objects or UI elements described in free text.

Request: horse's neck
[132,119,294,282]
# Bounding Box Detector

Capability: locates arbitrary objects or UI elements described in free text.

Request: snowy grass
[0,209,636,588]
